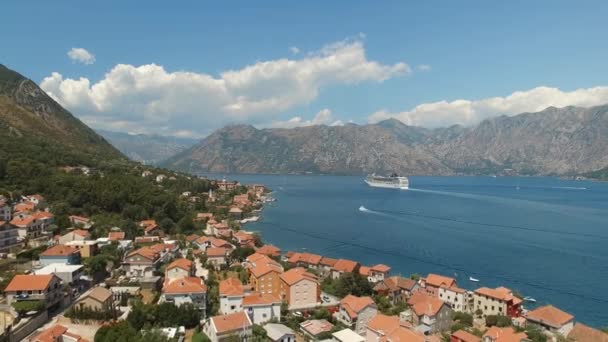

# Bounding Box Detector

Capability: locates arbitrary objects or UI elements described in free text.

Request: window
[491,306,495,310]
[485,306,488,310]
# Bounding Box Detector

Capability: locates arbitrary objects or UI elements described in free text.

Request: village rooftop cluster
[0,176,604,342]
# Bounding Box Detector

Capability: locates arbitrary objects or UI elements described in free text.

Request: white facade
[0,203,11,222]
[220,295,243,314]
[438,287,470,313]
[166,267,190,282]
[33,263,84,284]
[244,302,281,324]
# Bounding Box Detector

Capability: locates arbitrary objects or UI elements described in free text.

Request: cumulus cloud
[42,39,407,136]
[368,86,608,128]
[289,46,300,55]
[266,108,344,129]
[67,48,96,65]
[417,64,431,72]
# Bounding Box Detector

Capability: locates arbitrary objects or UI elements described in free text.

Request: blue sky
[2,1,608,136]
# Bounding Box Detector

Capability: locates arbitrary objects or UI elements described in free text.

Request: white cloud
[266,108,344,129]
[417,64,431,72]
[67,48,96,65]
[289,46,300,55]
[368,86,608,128]
[42,39,407,136]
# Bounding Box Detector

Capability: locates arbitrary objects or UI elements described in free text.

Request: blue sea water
[215,175,608,327]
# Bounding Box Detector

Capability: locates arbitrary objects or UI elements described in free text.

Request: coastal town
[0,172,604,342]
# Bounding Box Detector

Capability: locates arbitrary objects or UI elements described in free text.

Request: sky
[2,1,608,137]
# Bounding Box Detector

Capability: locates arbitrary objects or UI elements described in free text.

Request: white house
[242,292,281,324]
[204,311,252,342]
[219,277,245,314]
[526,305,574,337]
[264,324,296,342]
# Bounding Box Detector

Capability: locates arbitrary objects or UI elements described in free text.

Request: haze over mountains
[161,105,608,177]
[97,130,198,165]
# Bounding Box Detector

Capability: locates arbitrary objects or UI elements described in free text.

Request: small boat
[359,206,368,212]
[524,296,537,303]
[469,276,480,282]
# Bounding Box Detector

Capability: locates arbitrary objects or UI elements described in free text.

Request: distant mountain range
[161,105,608,177]
[97,130,198,165]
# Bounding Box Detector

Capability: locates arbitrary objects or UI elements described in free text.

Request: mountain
[0,64,124,165]
[97,130,198,165]
[163,104,608,176]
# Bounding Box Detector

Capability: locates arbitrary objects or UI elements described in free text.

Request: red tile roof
[568,323,608,342]
[108,231,125,241]
[41,245,79,257]
[280,267,317,286]
[371,264,391,273]
[5,274,58,292]
[163,277,207,294]
[333,259,359,273]
[340,295,375,319]
[300,319,334,336]
[475,287,522,305]
[206,247,229,258]
[219,278,244,297]
[72,229,89,237]
[526,305,574,328]
[256,244,281,257]
[166,258,193,272]
[425,273,456,288]
[243,292,281,306]
[211,311,252,334]
[32,324,89,342]
[452,330,481,342]
[367,313,425,342]
[319,257,337,267]
[407,292,447,317]
[288,252,322,265]
[483,327,528,342]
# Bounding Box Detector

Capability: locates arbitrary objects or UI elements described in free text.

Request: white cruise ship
[365,173,409,190]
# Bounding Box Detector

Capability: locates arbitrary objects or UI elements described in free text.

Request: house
[335,295,378,335]
[161,277,207,312]
[65,240,99,258]
[33,263,84,284]
[195,236,234,251]
[14,201,35,213]
[242,292,282,324]
[139,219,160,236]
[473,287,522,318]
[300,319,334,340]
[420,273,457,297]
[108,231,126,241]
[74,286,114,312]
[213,222,232,238]
[57,229,90,244]
[30,324,87,342]
[134,236,160,244]
[438,285,471,312]
[482,327,528,342]
[217,180,239,191]
[206,247,229,266]
[332,259,360,279]
[525,305,574,336]
[142,170,153,177]
[373,276,419,303]
[256,244,281,258]
[332,328,365,342]
[264,323,296,342]
[233,194,251,207]
[452,330,481,342]
[39,245,81,266]
[247,253,284,295]
[156,174,166,183]
[31,211,54,230]
[25,194,46,207]
[279,267,319,309]
[0,220,20,253]
[228,207,243,220]
[233,230,255,248]
[204,311,252,342]
[219,277,245,314]
[122,246,162,278]
[365,314,425,342]
[186,233,201,244]
[287,252,323,270]
[319,257,337,277]
[406,292,453,334]
[4,274,63,308]
[567,323,608,342]
[0,199,12,222]
[10,214,45,239]
[69,215,93,229]
[165,258,194,282]
[194,213,214,222]
[367,264,391,283]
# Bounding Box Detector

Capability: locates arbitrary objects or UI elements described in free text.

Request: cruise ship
[365,173,409,190]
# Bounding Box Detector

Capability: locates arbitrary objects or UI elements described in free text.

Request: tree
[453,312,473,327]
[252,324,268,341]
[192,331,212,342]
[95,321,138,342]
[230,246,255,262]
[313,307,330,320]
[12,300,44,315]
[335,272,372,297]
